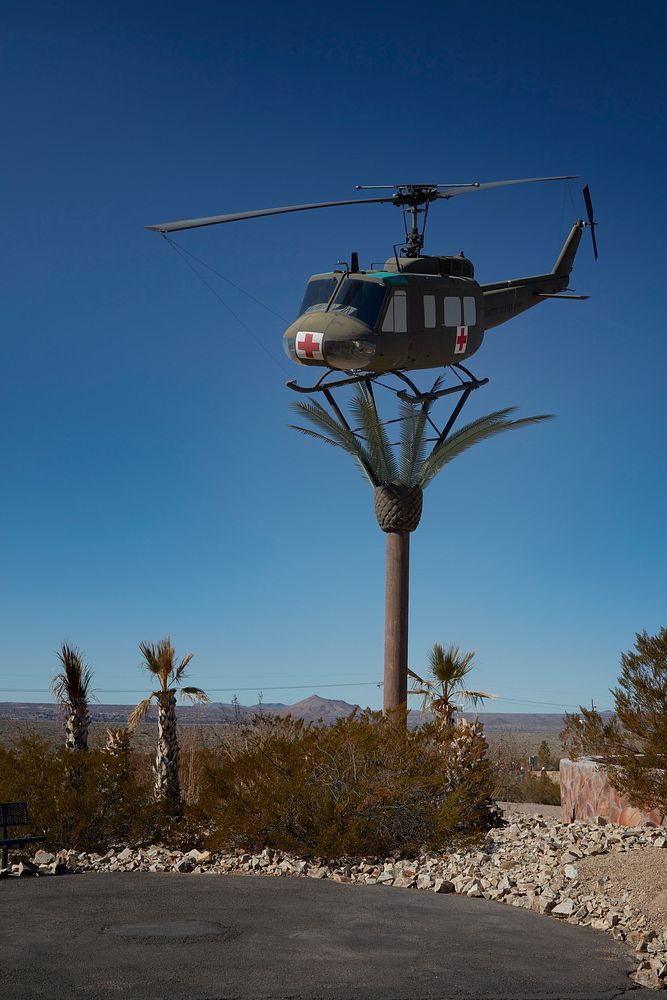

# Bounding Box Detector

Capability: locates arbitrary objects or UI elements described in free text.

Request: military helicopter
[146,178,597,403]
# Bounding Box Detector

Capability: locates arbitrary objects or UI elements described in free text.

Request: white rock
[552,899,575,917]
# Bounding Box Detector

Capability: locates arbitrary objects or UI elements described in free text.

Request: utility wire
[163,235,292,376]
[163,237,291,324]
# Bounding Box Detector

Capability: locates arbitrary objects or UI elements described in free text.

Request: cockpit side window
[299,277,339,315]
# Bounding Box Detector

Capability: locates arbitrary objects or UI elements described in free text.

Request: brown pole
[383,530,410,715]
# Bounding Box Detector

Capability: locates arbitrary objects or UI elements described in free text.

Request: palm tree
[409,643,494,728]
[291,381,551,715]
[51,643,93,750]
[129,636,209,812]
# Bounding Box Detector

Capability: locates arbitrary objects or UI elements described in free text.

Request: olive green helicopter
[146,177,597,404]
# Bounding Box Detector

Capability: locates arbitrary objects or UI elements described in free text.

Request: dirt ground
[576,847,667,929]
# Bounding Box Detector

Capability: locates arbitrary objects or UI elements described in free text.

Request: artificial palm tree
[129,636,208,812]
[51,643,93,750]
[291,381,551,715]
[409,643,494,728]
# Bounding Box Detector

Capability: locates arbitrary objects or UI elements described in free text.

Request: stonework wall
[560,757,666,827]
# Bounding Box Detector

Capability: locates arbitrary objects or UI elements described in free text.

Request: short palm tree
[291,381,551,714]
[409,643,494,728]
[51,643,93,750]
[129,636,209,812]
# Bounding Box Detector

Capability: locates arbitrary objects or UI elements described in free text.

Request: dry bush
[491,733,561,805]
[0,733,196,852]
[196,710,496,859]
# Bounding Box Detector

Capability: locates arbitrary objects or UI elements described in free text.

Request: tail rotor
[582,185,599,261]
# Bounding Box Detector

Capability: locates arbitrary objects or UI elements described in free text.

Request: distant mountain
[0,698,608,732]
[273,695,359,724]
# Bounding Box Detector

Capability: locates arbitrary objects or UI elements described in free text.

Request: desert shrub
[561,627,667,815]
[0,733,197,852]
[497,771,561,806]
[491,733,560,805]
[196,710,495,859]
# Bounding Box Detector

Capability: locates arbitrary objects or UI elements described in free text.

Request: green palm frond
[349,385,398,484]
[428,643,476,686]
[51,644,94,708]
[417,409,553,488]
[291,399,366,457]
[398,404,427,485]
[290,397,378,485]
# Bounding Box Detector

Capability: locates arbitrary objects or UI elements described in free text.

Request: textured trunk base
[374,485,422,533]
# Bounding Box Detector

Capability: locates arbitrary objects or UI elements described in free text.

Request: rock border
[5,812,667,990]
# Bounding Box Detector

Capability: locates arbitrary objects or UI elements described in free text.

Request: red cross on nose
[296,332,322,359]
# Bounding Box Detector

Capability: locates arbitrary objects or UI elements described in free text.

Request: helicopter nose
[283,312,377,369]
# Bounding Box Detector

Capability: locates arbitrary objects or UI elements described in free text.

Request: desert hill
[0,697,591,732]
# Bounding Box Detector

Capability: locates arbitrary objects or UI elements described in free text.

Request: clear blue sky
[2,0,665,713]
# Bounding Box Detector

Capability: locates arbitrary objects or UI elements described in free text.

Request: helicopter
[146,177,597,403]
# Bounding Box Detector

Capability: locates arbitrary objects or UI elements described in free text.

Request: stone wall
[560,756,666,826]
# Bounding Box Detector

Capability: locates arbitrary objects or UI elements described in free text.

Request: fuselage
[282,222,584,374]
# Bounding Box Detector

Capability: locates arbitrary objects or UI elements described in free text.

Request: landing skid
[286,364,489,406]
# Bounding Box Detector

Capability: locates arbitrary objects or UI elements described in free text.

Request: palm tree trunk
[155,692,181,812]
[65,704,90,750]
[383,530,410,715]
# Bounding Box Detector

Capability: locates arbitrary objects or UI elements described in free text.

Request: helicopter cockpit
[299,274,387,328]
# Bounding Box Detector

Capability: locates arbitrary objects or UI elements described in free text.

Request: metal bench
[1,801,45,870]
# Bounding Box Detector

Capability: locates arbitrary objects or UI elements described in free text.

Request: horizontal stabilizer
[536,292,589,300]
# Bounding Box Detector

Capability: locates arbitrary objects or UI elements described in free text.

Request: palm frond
[429,643,476,684]
[138,640,163,676]
[291,397,378,486]
[128,695,155,729]
[397,398,430,486]
[180,686,209,704]
[348,385,398,484]
[51,643,94,708]
[291,399,366,458]
[174,653,194,686]
[417,409,554,488]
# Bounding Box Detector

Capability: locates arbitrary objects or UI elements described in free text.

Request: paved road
[1,873,637,999]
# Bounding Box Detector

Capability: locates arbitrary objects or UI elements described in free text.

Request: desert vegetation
[0,709,498,858]
[561,626,667,816]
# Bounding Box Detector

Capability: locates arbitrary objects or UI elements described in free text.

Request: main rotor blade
[435,175,578,198]
[145,196,397,234]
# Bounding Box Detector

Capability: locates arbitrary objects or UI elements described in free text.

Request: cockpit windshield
[298,277,339,315]
[330,278,387,329]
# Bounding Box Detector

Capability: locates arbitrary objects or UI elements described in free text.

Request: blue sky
[2,0,665,713]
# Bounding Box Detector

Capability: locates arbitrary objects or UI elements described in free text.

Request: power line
[163,235,291,376]
[0,685,588,710]
[0,680,384,695]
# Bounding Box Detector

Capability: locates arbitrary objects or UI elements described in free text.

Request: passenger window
[382,290,408,333]
[444,296,462,327]
[463,296,476,326]
[423,295,436,329]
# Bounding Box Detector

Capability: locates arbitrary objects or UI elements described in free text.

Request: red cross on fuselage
[456,327,468,352]
[297,332,320,359]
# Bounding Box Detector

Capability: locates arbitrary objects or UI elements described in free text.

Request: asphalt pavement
[1,872,638,999]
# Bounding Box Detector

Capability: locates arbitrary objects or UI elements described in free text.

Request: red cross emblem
[454,326,469,354]
[295,331,324,361]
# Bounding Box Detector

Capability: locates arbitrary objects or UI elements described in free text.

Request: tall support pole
[383,530,410,715]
